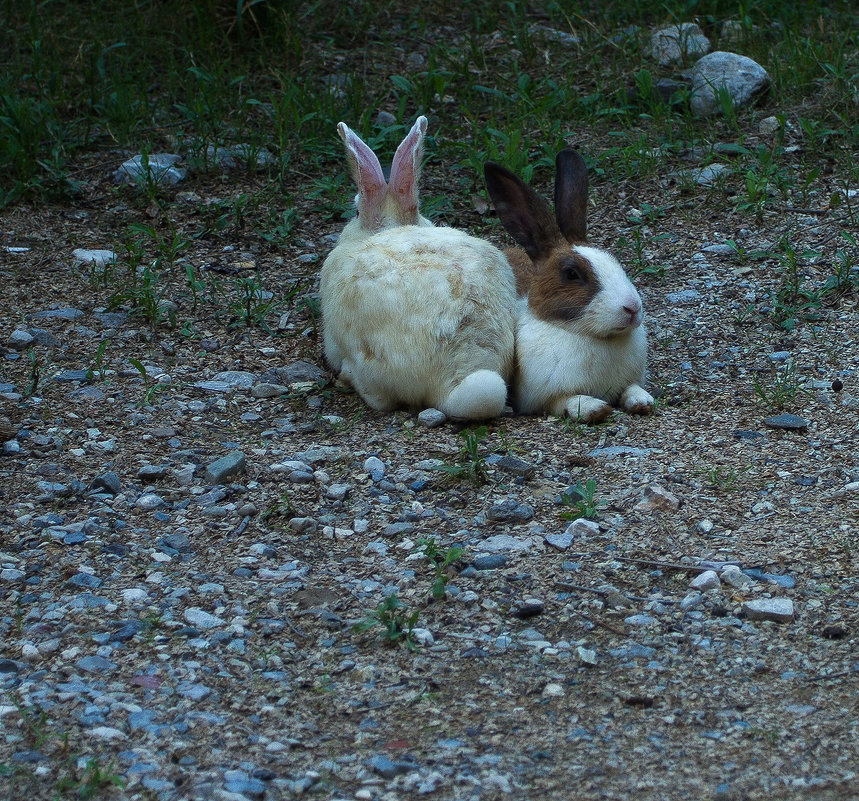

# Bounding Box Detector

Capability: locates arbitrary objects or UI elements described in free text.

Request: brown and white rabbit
[320,117,516,419]
[483,148,654,423]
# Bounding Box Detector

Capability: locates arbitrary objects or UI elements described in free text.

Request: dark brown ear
[554,148,588,243]
[484,161,561,262]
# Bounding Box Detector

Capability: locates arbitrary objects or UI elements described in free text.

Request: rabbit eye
[561,264,582,283]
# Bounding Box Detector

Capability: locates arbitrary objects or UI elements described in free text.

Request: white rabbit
[483,148,654,424]
[319,117,516,419]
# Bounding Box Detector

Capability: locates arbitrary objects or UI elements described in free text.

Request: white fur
[515,246,653,422]
[321,225,516,418]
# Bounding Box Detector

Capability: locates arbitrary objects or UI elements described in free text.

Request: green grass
[2,0,858,335]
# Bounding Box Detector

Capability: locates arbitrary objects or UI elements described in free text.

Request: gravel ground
[2,129,859,801]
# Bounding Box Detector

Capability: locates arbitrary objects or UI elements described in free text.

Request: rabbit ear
[388,116,427,219]
[337,122,387,212]
[554,148,588,243]
[484,162,561,262]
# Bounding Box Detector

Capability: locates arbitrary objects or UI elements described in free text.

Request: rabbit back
[321,225,516,412]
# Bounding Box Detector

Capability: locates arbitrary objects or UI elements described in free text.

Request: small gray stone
[384,522,415,538]
[1,568,25,582]
[515,598,545,618]
[205,451,246,484]
[367,754,416,779]
[251,382,287,398]
[363,456,385,475]
[363,541,389,557]
[265,360,326,385]
[588,445,652,458]
[686,163,730,186]
[69,593,111,609]
[647,22,711,65]
[288,470,314,484]
[135,494,165,511]
[702,243,737,255]
[289,517,317,534]
[67,386,105,402]
[161,532,191,553]
[418,408,447,428]
[293,446,342,464]
[487,500,534,523]
[326,483,350,501]
[478,534,532,553]
[545,533,574,551]
[8,330,34,350]
[666,289,701,305]
[115,153,186,186]
[184,607,226,629]
[30,307,84,321]
[494,455,536,479]
[90,471,121,495]
[138,464,168,481]
[66,573,102,589]
[72,248,116,267]
[27,327,61,347]
[563,518,600,538]
[472,554,507,570]
[76,655,116,673]
[178,683,211,701]
[690,570,720,591]
[764,414,808,431]
[742,598,794,623]
[624,614,658,627]
[375,110,397,127]
[224,777,265,798]
[211,371,257,390]
[721,565,753,589]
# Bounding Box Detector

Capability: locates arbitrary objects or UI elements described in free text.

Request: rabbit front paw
[620,384,655,415]
[563,395,613,424]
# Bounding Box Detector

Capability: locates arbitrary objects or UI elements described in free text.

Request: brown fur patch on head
[528,249,601,323]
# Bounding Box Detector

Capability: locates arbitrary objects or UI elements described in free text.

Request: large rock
[690,52,771,117]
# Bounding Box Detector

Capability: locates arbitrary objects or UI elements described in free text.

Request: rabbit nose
[623,301,641,318]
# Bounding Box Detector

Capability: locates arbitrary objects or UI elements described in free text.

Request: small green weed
[54,757,125,799]
[419,537,465,600]
[261,490,293,521]
[227,275,280,331]
[699,465,749,492]
[752,361,808,411]
[820,231,859,298]
[561,478,604,521]
[107,225,189,328]
[128,357,165,407]
[429,426,490,486]
[84,339,111,382]
[769,239,824,330]
[24,346,43,397]
[353,594,420,651]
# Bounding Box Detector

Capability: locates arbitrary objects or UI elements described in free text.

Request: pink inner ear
[337,123,387,211]
[388,116,426,212]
